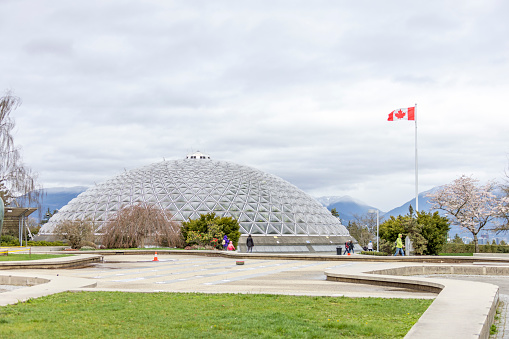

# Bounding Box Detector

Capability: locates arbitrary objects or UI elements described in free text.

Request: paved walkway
[0,284,23,293]
[5,255,437,298]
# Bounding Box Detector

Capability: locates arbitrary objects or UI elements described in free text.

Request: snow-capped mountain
[381,187,438,219]
[316,195,382,223]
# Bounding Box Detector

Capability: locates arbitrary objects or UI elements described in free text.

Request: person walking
[394,233,405,256]
[227,241,235,251]
[349,240,354,254]
[368,240,373,251]
[246,234,254,253]
[343,241,350,255]
[222,235,229,251]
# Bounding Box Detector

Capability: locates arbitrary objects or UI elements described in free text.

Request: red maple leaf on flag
[395,109,406,119]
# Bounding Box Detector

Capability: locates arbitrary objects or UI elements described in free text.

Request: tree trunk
[473,233,479,253]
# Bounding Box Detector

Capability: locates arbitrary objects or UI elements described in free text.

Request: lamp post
[368,209,379,252]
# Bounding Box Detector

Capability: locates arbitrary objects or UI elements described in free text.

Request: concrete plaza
[1,251,507,338]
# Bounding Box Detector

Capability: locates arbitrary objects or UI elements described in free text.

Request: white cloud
[2,0,509,211]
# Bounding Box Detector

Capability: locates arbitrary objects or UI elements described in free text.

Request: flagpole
[415,103,418,212]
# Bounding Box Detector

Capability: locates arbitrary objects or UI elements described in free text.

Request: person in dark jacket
[349,240,354,254]
[344,241,350,255]
[246,234,254,253]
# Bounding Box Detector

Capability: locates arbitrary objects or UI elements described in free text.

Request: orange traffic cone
[152,251,159,262]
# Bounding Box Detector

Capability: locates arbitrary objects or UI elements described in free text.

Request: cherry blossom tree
[499,172,509,230]
[427,175,507,253]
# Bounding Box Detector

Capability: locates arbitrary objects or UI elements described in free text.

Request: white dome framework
[41,153,348,238]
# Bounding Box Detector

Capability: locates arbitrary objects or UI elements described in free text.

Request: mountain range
[31,186,88,219]
[316,187,439,222]
[33,186,433,222]
[315,195,380,222]
[316,188,502,238]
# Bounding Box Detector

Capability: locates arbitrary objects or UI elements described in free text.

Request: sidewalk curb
[326,263,499,339]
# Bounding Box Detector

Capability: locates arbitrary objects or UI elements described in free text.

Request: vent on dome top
[186,151,211,160]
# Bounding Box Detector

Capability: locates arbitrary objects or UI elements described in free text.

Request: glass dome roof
[40,153,348,236]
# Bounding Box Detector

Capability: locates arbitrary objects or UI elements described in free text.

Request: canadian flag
[388,107,415,121]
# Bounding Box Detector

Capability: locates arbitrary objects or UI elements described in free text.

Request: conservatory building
[39,152,354,253]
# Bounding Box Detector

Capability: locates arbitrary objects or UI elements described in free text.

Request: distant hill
[316,195,382,223]
[317,189,466,237]
[31,186,88,220]
[381,187,438,220]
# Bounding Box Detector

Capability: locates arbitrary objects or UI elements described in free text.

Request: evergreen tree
[378,209,449,255]
[182,213,241,248]
[451,234,464,244]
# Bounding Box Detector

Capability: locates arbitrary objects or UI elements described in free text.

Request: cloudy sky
[2,0,508,211]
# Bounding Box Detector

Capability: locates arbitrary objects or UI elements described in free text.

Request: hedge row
[360,251,389,256]
[0,235,65,247]
[441,243,509,254]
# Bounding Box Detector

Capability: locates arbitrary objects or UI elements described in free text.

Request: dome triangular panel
[267,224,280,235]
[252,224,266,234]
[181,203,193,211]
[282,224,295,235]
[296,224,307,234]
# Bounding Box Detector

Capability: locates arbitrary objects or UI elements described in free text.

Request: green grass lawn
[438,253,474,256]
[0,254,71,261]
[0,291,432,338]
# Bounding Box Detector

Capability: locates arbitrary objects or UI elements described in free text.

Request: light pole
[368,209,379,252]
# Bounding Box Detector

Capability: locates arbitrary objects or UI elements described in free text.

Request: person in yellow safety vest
[394,233,405,256]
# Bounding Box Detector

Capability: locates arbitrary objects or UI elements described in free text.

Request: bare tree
[353,213,378,238]
[101,204,183,249]
[427,175,507,252]
[346,213,378,248]
[0,91,42,207]
[54,219,96,249]
[346,220,372,248]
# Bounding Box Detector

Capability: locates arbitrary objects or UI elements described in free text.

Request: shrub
[54,219,96,249]
[26,240,66,246]
[378,238,394,255]
[1,235,19,246]
[360,251,389,256]
[184,244,216,250]
[441,243,509,254]
[181,213,240,249]
[101,204,184,249]
[378,209,449,255]
[1,235,66,247]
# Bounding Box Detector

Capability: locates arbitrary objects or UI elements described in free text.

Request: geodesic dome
[40,152,348,237]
